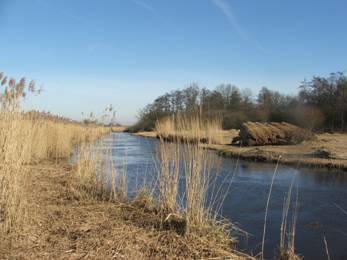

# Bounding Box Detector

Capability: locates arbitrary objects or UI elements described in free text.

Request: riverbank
[111,125,128,132]
[0,160,249,259]
[134,131,347,171]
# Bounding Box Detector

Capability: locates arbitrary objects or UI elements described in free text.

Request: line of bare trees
[129,72,347,133]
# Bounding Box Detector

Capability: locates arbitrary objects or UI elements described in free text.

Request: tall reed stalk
[183,142,214,226]
[279,176,300,260]
[157,141,181,213]
[0,73,110,232]
[156,114,223,144]
[261,156,281,260]
[74,140,129,202]
[0,76,36,232]
[156,114,224,230]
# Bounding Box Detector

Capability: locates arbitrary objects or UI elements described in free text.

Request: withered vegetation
[0,73,250,259]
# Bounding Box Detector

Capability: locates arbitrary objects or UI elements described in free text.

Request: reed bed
[156,114,232,235]
[73,142,129,203]
[0,73,110,233]
[279,177,300,260]
[155,114,224,144]
[157,141,181,213]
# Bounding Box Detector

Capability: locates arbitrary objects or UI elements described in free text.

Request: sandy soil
[0,161,248,259]
[135,131,347,171]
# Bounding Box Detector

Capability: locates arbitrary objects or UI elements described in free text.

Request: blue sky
[0,0,346,124]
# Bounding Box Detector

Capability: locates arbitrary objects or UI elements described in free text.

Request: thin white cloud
[35,0,86,24]
[211,0,264,51]
[130,0,155,13]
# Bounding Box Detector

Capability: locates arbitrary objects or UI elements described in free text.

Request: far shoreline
[131,131,347,172]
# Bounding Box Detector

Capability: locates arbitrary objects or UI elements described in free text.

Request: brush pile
[233,122,314,146]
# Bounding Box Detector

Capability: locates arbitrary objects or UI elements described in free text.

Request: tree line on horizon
[129,72,347,133]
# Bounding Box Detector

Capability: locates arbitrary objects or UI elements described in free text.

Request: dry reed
[156,114,223,145]
[323,236,331,260]
[73,140,130,203]
[279,176,300,260]
[155,114,230,233]
[261,156,281,260]
[157,141,181,213]
[0,73,110,233]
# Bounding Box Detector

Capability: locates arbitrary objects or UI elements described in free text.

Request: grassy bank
[0,160,251,259]
[0,113,111,230]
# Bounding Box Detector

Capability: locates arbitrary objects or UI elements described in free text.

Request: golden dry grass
[0,74,110,233]
[157,141,181,213]
[155,114,224,144]
[155,115,231,230]
[0,161,249,259]
[0,75,249,259]
[0,114,110,232]
[155,114,234,233]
